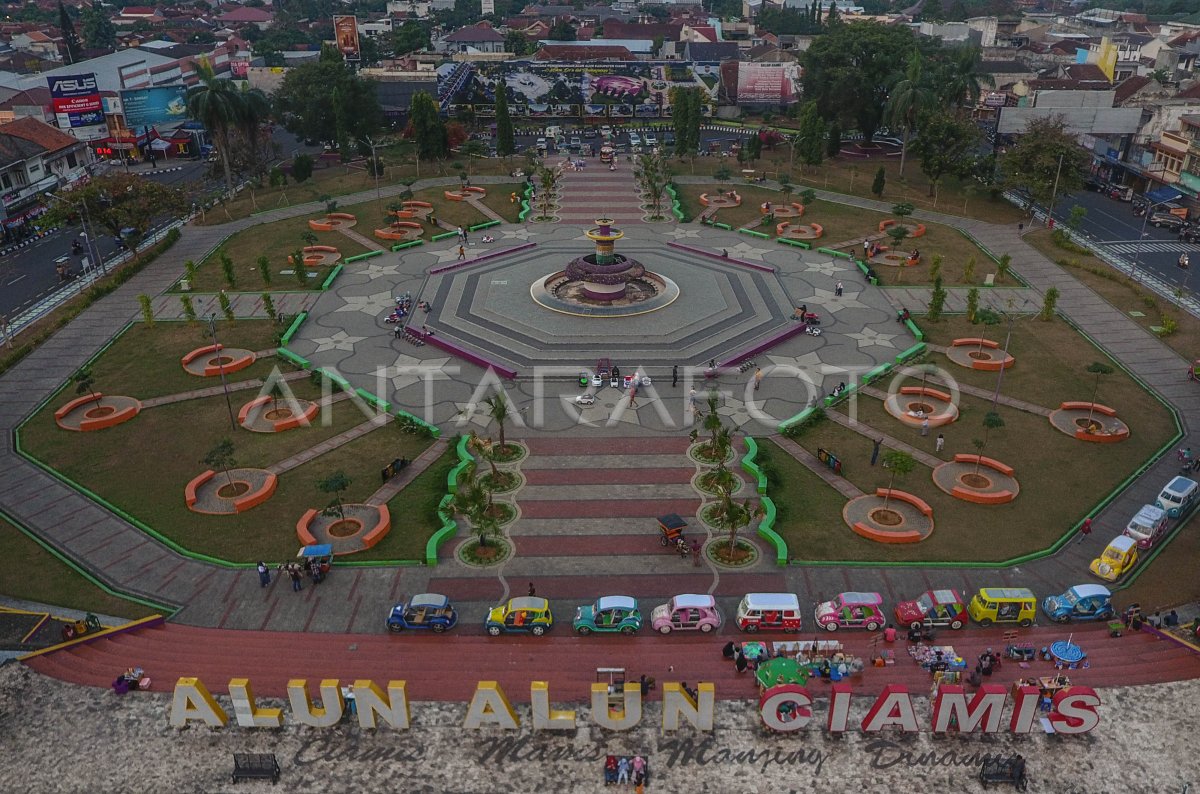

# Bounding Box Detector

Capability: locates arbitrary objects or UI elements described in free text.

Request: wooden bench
[1059,401,1117,416]
[898,385,952,403]
[874,488,933,516]
[952,337,999,349]
[852,521,923,544]
[952,454,1015,476]
[232,753,280,784]
[951,486,1015,504]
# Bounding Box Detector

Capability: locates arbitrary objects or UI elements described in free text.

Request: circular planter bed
[707,539,758,568]
[694,469,743,496]
[481,470,523,494]
[491,442,527,463]
[456,536,513,566]
[689,442,736,466]
[484,501,517,527]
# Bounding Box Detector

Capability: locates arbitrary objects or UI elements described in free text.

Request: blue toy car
[1041,584,1114,624]
[387,593,458,632]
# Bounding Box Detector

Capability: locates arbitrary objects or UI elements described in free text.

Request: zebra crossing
[1100,240,1200,255]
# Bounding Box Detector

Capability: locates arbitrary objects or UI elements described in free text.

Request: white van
[735,592,802,632]
[1155,476,1198,518]
[1123,504,1168,549]
[545,125,563,140]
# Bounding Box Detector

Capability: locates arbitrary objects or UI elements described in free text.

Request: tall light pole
[1045,151,1064,228]
[990,309,1015,412]
[207,313,238,431]
[363,136,381,203]
[1130,197,1173,281]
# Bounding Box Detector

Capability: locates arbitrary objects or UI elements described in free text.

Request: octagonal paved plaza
[287,222,912,434]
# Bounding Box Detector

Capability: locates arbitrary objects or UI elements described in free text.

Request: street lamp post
[1129,197,1174,281]
[363,136,381,203]
[1045,152,1065,228]
[207,313,238,431]
[990,310,1015,412]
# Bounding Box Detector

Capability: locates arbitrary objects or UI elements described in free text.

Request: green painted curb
[354,387,389,411]
[740,437,767,494]
[343,250,383,263]
[319,265,343,291]
[470,219,501,231]
[895,342,926,365]
[778,238,810,249]
[391,239,424,251]
[738,228,771,239]
[425,494,458,566]
[317,367,352,392]
[713,222,732,230]
[778,406,816,432]
[904,318,925,342]
[757,496,787,566]
[431,231,457,242]
[276,348,309,368]
[279,311,307,345]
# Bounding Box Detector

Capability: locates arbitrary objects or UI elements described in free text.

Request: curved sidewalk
[0,180,1194,634]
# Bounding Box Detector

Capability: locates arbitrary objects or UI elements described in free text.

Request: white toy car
[575,393,596,406]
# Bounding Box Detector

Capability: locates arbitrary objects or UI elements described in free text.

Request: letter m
[932,685,1007,733]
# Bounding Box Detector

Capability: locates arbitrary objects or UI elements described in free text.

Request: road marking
[6,274,25,285]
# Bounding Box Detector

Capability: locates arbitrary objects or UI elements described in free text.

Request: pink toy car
[650,594,722,634]
[814,592,885,632]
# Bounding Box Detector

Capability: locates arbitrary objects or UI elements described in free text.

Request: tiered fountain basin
[54,393,141,432]
[883,385,959,428]
[1049,402,1130,443]
[532,270,680,316]
[933,455,1019,504]
[181,344,256,377]
[185,468,277,515]
[946,338,1015,372]
[297,504,391,555]
[308,213,357,231]
[238,395,319,433]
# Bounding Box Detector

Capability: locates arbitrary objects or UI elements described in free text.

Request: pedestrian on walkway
[863,240,870,258]
[528,582,536,597]
[920,418,930,437]
[457,225,465,242]
[935,433,945,453]
[457,245,466,260]
[288,564,303,592]
[689,388,697,407]
[1018,222,1024,233]
[256,561,270,588]
[754,367,763,391]
[628,386,638,408]
[871,438,882,466]
[1077,517,1093,543]
[672,364,678,388]
[835,281,844,297]
[691,539,702,566]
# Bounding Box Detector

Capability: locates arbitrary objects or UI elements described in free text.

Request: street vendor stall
[755,657,808,690]
[908,644,968,673]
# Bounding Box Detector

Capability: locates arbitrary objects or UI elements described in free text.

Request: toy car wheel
[659,536,669,547]
[1019,618,1033,628]
[432,623,446,633]
[531,625,546,636]
[824,622,838,632]
[1054,614,1070,624]
[658,625,672,634]
[865,621,881,631]
[978,618,992,628]
[700,623,714,633]
[909,621,922,631]
[621,626,636,635]
[744,624,758,633]
[387,622,404,632]
[577,625,591,635]
[950,620,964,630]
[487,625,501,636]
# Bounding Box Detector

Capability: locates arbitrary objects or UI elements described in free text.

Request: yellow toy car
[1088,535,1138,582]
[485,597,553,636]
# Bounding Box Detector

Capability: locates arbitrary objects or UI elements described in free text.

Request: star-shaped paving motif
[802,260,850,276]
[726,241,771,261]
[333,291,397,315]
[429,246,470,264]
[501,228,534,240]
[386,353,455,391]
[309,330,367,353]
[846,327,898,350]
[358,261,403,280]
[664,227,701,239]
[793,287,868,314]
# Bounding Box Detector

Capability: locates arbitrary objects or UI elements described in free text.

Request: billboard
[121,86,189,128]
[334,16,361,61]
[447,61,719,119]
[48,72,103,128]
[735,63,798,105]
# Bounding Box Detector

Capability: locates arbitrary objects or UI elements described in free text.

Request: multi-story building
[0,116,90,231]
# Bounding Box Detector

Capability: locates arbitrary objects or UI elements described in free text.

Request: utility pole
[990,310,1015,412]
[1046,151,1064,228]
[208,313,238,431]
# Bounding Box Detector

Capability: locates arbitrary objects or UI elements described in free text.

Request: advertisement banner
[121,86,189,128]
[334,16,362,61]
[48,73,102,128]
[735,63,798,105]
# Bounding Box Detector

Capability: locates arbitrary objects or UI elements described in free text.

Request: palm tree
[186,57,268,195]
[940,47,995,111]
[482,393,513,453]
[973,411,1005,476]
[451,463,499,546]
[885,50,937,178]
[1085,362,1114,427]
[711,481,765,556]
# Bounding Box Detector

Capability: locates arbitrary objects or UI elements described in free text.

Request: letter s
[1049,687,1101,734]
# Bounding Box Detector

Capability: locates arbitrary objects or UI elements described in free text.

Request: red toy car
[894,589,967,631]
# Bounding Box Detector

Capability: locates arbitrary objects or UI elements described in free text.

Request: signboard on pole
[48,73,103,127]
[334,15,362,61]
[120,86,189,128]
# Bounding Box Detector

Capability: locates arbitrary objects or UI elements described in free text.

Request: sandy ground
[0,663,1196,793]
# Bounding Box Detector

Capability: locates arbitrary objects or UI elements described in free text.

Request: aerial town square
[1,0,1200,790]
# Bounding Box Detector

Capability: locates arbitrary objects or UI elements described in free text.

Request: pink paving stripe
[522,468,695,485]
[518,498,699,519]
[512,535,699,557]
[426,573,788,601]
[524,437,690,455]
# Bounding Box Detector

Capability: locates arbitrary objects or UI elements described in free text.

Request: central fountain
[531,218,679,317]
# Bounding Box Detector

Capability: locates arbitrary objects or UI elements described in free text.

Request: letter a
[464,681,520,730]
[170,677,228,728]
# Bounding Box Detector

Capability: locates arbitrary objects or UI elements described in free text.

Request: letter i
[827,684,852,733]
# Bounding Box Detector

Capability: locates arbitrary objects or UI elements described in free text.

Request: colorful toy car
[967,587,1036,627]
[1155,476,1198,518]
[485,596,554,636]
[649,594,722,634]
[735,592,803,632]
[387,593,458,633]
[1089,535,1138,582]
[574,596,642,635]
[893,589,967,631]
[814,592,885,632]
[1041,584,1114,623]
[1123,504,1169,549]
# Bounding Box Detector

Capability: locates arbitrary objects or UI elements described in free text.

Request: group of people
[722,641,757,674]
[274,558,327,592]
[603,755,647,789]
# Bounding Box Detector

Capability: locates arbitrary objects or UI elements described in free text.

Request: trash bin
[179,279,191,291]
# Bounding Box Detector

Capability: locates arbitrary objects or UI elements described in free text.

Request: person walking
[457,245,466,260]
[871,438,882,466]
[863,239,870,258]
[527,582,536,597]
[754,367,763,391]
[835,281,844,297]
[672,364,678,388]
[691,539,702,567]
[935,433,945,453]
[256,561,270,588]
[457,225,465,243]
[288,564,303,592]
[920,417,930,437]
[1077,517,1093,544]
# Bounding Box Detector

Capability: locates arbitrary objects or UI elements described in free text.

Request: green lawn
[377,442,459,561]
[755,440,849,560]
[62,321,287,401]
[476,183,525,224]
[771,317,1177,562]
[20,381,435,563]
[0,518,158,620]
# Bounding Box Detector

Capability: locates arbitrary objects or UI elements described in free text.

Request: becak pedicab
[657,513,689,557]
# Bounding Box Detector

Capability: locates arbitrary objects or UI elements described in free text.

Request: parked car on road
[650,594,721,634]
[486,597,553,636]
[1041,584,1114,623]
[734,592,802,632]
[574,595,642,635]
[387,593,458,632]
[1123,504,1169,549]
[1089,535,1138,582]
[893,589,967,631]
[1150,212,1186,231]
[814,592,885,632]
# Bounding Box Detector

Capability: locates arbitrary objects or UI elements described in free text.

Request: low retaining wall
[428,242,536,275]
[413,331,517,380]
[666,241,775,273]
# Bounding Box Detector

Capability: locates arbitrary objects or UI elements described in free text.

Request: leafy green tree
[886,51,938,177]
[927,275,947,320]
[483,392,515,452]
[871,166,886,198]
[257,255,272,287]
[880,450,915,509]
[180,295,197,324]
[1000,116,1088,208]
[219,291,235,322]
[972,412,1005,476]
[635,151,671,220]
[997,253,1011,283]
[1085,362,1114,427]
[1068,205,1088,230]
[292,154,314,183]
[505,30,530,56]
[262,293,278,323]
[964,255,976,283]
[80,4,116,49]
[936,46,995,109]
[138,294,155,326]
[826,121,841,159]
[42,174,185,258]
[795,102,826,167]
[548,20,576,40]
[450,462,499,547]
[408,91,447,160]
[58,2,82,63]
[318,471,353,520]
[203,439,238,488]
[1039,286,1059,320]
[73,365,97,401]
[710,481,764,557]
[394,20,431,54]
[909,110,980,197]
[494,78,515,158]
[220,251,236,289]
[746,131,763,161]
[187,57,270,195]
[275,59,383,147]
[966,287,979,322]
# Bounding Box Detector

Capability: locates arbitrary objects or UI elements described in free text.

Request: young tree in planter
[220,251,236,288]
[926,276,947,320]
[452,463,501,549]
[710,480,765,558]
[262,293,278,324]
[468,431,509,490]
[257,254,272,287]
[964,255,976,284]
[1039,286,1059,320]
[996,253,1011,283]
[537,166,558,220]
[203,438,238,488]
[966,287,980,323]
[1085,362,1114,427]
[482,392,514,454]
[179,295,197,324]
[880,449,915,509]
[318,470,353,520]
[138,294,155,326]
[73,365,98,402]
[972,411,1005,477]
[635,151,671,220]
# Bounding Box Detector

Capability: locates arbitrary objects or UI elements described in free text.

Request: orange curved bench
[878,219,926,238]
[950,487,1015,504]
[375,228,406,240]
[809,223,822,237]
[307,245,338,253]
[55,393,140,431]
[910,224,926,237]
[327,213,355,221]
[234,473,277,512]
[361,506,392,549]
[776,221,790,235]
[308,220,335,231]
[392,210,417,219]
[444,191,466,201]
[403,200,433,209]
[879,219,896,232]
[952,338,999,349]
[899,385,952,403]
[296,509,320,546]
[237,395,270,425]
[55,394,97,422]
[274,402,318,431]
[1076,427,1129,443]
[1061,401,1117,416]
[852,521,924,543]
[952,454,1014,477]
[874,488,933,517]
[203,352,254,377]
[185,470,216,508]
[182,343,221,367]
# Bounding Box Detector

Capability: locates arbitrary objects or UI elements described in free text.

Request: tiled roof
[534,44,634,60]
[1113,74,1151,104]
[0,116,79,154]
[444,22,505,42]
[217,7,274,22]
